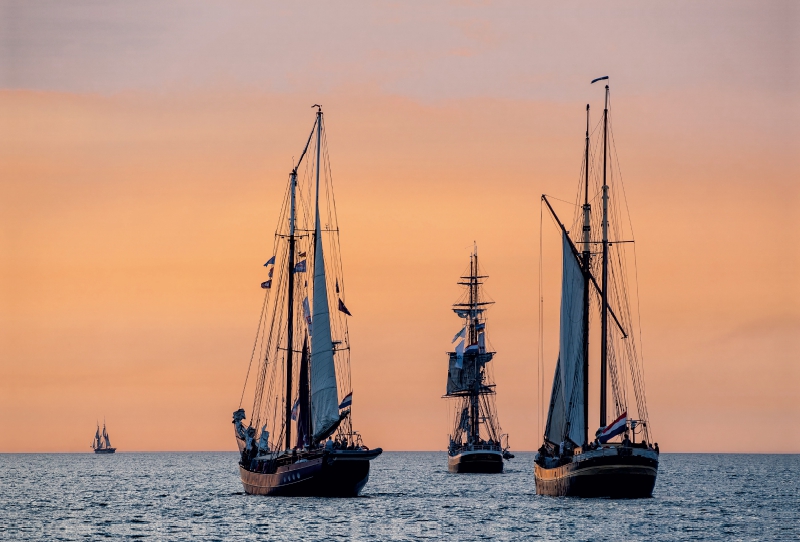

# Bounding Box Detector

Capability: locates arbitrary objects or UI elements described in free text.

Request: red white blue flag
[338,392,352,409]
[597,412,627,444]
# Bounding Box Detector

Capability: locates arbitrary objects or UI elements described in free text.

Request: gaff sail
[544,232,586,446]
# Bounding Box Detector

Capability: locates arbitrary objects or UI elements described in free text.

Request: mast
[470,247,479,443]
[309,105,340,441]
[600,84,610,428]
[582,104,591,445]
[284,166,298,450]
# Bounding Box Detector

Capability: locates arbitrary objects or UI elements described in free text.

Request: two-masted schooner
[534,79,659,497]
[91,422,116,454]
[444,246,513,473]
[233,107,381,497]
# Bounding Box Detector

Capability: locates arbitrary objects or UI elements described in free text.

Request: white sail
[310,210,340,440]
[544,232,586,446]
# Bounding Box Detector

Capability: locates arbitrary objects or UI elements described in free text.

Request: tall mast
[470,246,479,443]
[284,166,297,450]
[582,104,591,445]
[600,85,610,428]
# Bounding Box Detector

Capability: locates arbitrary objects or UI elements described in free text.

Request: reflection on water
[0,452,797,540]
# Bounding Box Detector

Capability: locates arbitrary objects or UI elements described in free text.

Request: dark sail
[296,338,310,449]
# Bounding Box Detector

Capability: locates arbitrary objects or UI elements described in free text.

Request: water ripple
[0,452,797,541]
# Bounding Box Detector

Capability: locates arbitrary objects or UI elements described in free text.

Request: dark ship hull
[448,449,503,473]
[239,448,382,497]
[93,448,116,454]
[535,447,658,498]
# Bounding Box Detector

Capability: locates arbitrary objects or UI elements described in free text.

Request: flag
[338,392,352,409]
[293,260,306,273]
[298,251,307,258]
[335,278,339,294]
[591,75,609,84]
[451,326,466,343]
[268,267,274,278]
[291,398,300,421]
[260,280,272,289]
[264,256,275,266]
[597,412,627,444]
[454,340,464,369]
[338,298,352,316]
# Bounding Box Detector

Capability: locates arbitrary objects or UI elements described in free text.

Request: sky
[1,1,798,453]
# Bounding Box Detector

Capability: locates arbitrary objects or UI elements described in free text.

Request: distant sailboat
[233,106,381,497]
[444,246,513,473]
[534,80,658,497]
[91,422,116,454]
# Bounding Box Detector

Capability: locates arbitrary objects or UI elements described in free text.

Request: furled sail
[310,211,340,441]
[544,232,586,446]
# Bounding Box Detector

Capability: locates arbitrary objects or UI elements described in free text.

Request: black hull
[535,449,658,498]
[240,448,382,497]
[93,448,116,454]
[448,450,503,473]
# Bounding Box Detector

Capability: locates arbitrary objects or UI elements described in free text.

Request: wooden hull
[239,448,382,497]
[448,449,504,473]
[93,448,116,454]
[535,448,658,498]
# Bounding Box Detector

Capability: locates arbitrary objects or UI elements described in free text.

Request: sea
[0,452,797,541]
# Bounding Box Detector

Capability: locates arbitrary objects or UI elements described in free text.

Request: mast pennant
[591,76,609,84]
[338,298,352,316]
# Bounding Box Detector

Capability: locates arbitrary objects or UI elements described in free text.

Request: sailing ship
[233,106,381,497]
[91,422,116,454]
[444,246,513,473]
[534,78,659,497]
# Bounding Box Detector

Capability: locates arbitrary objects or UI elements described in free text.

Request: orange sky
[1,2,797,452]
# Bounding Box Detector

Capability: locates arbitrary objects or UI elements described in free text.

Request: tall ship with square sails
[444,246,513,473]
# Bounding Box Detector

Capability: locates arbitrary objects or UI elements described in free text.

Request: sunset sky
[1,1,797,453]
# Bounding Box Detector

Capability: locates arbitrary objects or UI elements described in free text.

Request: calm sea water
[0,452,797,541]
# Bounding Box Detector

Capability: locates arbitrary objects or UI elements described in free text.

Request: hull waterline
[535,447,658,498]
[448,449,504,474]
[239,448,382,497]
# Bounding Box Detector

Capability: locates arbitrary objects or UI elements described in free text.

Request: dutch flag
[597,411,627,444]
[338,392,352,410]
